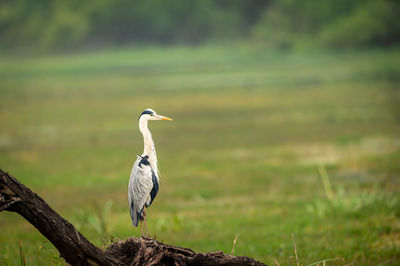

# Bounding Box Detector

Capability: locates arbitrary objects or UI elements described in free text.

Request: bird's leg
[140,219,144,238]
[143,207,149,238]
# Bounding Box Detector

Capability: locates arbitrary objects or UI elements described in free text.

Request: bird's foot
[140,233,152,240]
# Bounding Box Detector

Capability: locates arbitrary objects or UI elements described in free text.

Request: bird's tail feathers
[130,203,144,227]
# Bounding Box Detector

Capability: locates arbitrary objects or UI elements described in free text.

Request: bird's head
[139,108,173,121]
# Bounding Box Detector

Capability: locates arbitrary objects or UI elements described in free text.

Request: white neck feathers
[139,117,158,169]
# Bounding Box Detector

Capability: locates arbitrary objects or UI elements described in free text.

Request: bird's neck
[139,118,157,169]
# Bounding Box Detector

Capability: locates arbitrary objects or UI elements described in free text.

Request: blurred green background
[0,1,400,265]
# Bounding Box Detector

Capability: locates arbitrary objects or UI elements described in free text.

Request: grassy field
[0,45,399,265]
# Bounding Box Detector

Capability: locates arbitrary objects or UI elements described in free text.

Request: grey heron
[128,108,172,237]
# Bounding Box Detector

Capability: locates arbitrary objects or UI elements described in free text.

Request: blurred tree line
[0,0,399,51]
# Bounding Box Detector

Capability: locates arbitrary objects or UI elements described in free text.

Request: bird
[128,108,172,237]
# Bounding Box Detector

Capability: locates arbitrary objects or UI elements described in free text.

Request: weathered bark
[106,237,265,266]
[0,169,119,266]
[0,169,266,266]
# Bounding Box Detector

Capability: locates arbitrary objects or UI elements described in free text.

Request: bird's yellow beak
[159,115,173,121]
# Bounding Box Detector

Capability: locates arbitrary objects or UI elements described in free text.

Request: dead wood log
[106,237,265,266]
[0,169,119,265]
[0,169,266,266]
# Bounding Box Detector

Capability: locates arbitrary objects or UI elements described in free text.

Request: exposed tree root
[106,237,265,265]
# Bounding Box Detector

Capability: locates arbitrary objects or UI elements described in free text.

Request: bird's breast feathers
[129,155,159,210]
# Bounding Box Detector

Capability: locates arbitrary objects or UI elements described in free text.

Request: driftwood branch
[0,169,119,265]
[0,169,265,265]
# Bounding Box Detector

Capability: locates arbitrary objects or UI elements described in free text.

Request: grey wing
[128,158,154,227]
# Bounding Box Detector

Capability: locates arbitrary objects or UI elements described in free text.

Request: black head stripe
[141,110,154,115]
[138,110,154,120]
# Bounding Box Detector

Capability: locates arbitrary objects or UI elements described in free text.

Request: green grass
[0,45,399,265]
